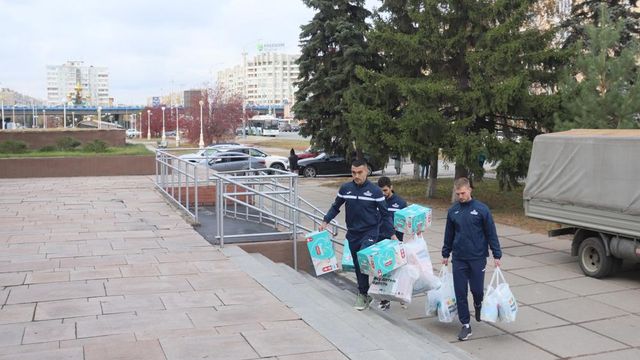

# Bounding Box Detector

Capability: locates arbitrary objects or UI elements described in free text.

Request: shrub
[0,140,28,153]
[82,140,109,153]
[56,136,81,151]
[39,145,58,152]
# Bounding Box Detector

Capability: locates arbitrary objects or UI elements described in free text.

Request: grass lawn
[323,177,557,235]
[0,144,153,158]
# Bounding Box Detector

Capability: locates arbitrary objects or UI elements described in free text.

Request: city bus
[248,115,280,136]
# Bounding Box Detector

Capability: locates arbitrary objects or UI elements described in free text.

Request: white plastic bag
[368,264,418,303]
[403,236,441,293]
[480,269,500,323]
[425,265,457,322]
[495,267,518,322]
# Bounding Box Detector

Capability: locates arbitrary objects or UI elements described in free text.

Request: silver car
[207,152,266,172]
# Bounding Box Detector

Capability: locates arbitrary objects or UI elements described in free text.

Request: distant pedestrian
[441,177,502,341]
[288,148,299,174]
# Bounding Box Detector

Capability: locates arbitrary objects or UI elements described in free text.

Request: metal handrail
[155,148,347,270]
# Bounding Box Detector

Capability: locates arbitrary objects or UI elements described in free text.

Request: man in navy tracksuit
[377,176,408,241]
[320,159,394,311]
[442,177,502,341]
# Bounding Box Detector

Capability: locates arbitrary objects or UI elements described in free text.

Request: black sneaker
[378,300,391,311]
[474,303,482,322]
[458,325,472,341]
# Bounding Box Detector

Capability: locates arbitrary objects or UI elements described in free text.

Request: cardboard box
[393,204,432,234]
[356,239,407,277]
[305,230,339,276]
[341,239,355,272]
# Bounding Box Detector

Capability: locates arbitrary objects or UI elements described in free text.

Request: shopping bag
[480,270,500,322]
[495,267,518,322]
[403,236,440,293]
[425,265,457,322]
[368,264,418,303]
[341,240,355,272]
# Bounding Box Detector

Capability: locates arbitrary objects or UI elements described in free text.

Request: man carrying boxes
[319,159,395,311]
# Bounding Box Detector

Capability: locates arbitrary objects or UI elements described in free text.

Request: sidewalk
[298,177,640,360]
[2,175,639,359]
[0,176,346,359]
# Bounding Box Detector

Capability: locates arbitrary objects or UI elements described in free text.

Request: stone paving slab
[517,325,628,358]
[582,314,640,347]
[455,334,557,360]
[0,177,351,360]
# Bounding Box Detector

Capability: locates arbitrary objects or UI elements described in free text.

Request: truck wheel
[578,237,615,278]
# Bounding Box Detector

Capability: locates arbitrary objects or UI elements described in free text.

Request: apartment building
[46,61,109,106]
[217,51,299,109]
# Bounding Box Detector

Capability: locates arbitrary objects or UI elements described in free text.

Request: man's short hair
[351,159,367,168]
[454,177,471,189]
[378,176,392,188]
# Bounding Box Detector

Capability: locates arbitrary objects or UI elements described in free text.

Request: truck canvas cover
[524,129,640,216]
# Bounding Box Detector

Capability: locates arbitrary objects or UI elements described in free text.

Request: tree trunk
[426,154,438,198]
[451,164,470,203]
[413,162,420,180]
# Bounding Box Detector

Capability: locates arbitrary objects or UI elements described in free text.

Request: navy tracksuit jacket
[379,192,408,241]
[442,198,502,325]
[324,179,394,294]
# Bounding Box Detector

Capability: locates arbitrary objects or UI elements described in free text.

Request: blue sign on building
[152,97,160,107]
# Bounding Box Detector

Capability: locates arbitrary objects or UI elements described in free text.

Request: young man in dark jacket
[376,176,408,310]
[442,177,502,341]
[320,159,394,310]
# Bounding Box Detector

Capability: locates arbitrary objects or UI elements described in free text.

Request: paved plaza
[0,175,639,359]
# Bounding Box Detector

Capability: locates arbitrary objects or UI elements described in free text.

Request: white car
[125,129,141,138]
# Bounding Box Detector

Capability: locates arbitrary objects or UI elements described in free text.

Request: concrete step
[307,271,473,360]
[231,247,472,360]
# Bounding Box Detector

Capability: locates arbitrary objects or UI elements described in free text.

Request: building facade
[46,61,109,106]
[217,52,299,113]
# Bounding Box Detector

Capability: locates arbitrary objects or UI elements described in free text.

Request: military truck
[523,129,640,278]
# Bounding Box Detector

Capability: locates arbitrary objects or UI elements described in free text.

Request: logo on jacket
[363,190,372,197]
[470,210,478,215]
[346,191,352,194]
[392,203,400,208]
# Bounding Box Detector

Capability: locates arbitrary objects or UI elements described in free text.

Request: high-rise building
[217,52,299,111]
[46,61,109,106]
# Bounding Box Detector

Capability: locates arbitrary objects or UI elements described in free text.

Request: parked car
[178,146,227,164]
[298,153,380,177]
[298,147,323,160]
[125,129,141,138]
[207,152,266,172]
[218,146,289,171]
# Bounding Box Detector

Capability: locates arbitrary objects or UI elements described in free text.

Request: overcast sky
[0,0,320,105]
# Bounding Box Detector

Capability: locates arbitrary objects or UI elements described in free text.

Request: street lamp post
[43,109,46,129]
[161,106,166,145]
[146,110,151,140]
[175,106,180,147]
[139,112,142,139]
[71,111,75,127]
[1,100,4,130]
[198,100,205,149]
[97,106,102,129]
[12,105,16,129]
[63,103,67,128]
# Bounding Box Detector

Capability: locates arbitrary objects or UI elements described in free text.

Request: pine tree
[562,0,640,55]
[348,0,562,192]
[555,6,640,130]
[294,0,375,157]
